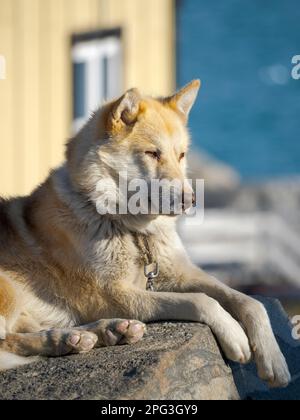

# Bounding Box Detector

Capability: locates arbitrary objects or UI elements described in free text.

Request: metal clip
[144,262,159,291]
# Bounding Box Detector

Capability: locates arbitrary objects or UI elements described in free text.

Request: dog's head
[66,80,201,219]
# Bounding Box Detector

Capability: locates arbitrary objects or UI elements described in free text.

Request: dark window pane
[73,62,86,119]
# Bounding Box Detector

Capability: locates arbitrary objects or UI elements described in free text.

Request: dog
[0,80,290,388]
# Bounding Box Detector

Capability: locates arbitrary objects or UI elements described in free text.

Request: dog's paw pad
[105,319,146,346]
[66,331,98,353]
[124,320,146,344]
[115,320,130,334]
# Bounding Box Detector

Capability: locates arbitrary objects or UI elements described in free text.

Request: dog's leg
[0,329,98,357]
[0,317,147,359]
[103,288,251,364]
[161,260,291,388]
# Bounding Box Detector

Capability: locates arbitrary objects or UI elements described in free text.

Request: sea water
[177,0,300,180]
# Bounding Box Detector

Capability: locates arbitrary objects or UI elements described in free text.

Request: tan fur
[0,275,16,319]
[0,81,290,388]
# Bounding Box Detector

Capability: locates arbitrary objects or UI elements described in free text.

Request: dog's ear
[111,88,142,127]
[166,80,201,122]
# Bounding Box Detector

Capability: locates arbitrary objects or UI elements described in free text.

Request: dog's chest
[86,222,178,291]
[87,240,148,290]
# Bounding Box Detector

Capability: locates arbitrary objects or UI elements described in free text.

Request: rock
[188,150,241,191]
[0,298,299,400]
[0,323,239,400]
[188,150,241,207]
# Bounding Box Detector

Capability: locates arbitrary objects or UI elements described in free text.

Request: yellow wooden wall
[0,0,175,196]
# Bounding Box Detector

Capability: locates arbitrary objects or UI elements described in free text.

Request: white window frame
[72,34,122,133]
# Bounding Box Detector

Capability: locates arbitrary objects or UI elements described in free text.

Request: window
[71,29,123,133]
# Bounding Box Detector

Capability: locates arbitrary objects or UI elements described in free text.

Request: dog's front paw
[216,315,252,365]
[65,330,98,353]
[252,335,291,388]
[102,319,146,346]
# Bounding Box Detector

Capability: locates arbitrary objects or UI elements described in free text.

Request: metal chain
[133,233,159,291]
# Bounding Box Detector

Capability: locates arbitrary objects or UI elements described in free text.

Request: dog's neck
[51,165,162,237]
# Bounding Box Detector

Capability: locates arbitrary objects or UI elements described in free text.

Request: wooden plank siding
[0,0,175,196]
[0,0,14,194]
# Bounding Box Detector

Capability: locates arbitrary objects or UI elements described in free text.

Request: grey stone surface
[0,323,239,400]
[0,298,299,400]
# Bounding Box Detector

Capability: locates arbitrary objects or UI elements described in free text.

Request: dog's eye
[179,153,185,161]
[145,150,161,161]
